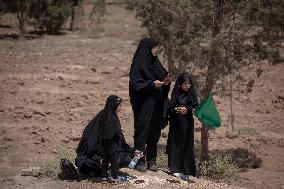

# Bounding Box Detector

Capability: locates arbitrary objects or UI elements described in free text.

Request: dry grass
[197,154,239,182]
[40,147,76,178]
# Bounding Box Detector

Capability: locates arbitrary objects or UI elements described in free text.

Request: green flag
[194,93,221,128]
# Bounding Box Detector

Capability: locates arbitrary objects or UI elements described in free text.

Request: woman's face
[151,46,158,56]
[115,102,122,113]
[181,80,191,92]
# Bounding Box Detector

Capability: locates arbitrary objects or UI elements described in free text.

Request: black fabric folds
[129,37,170,161]
[75,96,134,176]
[76,95,123,158]
[130,37,168,82]
[166,72,199,176]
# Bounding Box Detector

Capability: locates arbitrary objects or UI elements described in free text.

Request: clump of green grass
[239,127,258,136]
[156,151,168,168]
[40,147,76,178]
[197,154,239,182]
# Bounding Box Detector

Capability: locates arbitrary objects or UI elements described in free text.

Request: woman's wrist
[174,107,179,113]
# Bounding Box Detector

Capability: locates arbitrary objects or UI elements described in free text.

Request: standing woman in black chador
[75,95,133,181]
[166,73,199,179]
[129,37,171,172]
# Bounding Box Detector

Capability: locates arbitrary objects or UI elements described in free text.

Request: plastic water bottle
[118,175,128,182]
[128,151,143,169]
[128,156,139,169]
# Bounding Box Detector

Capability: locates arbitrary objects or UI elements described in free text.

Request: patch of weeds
[156,151,168,168]
[40,147,76,178]
[239,127,258,136]
[256,68,263,77]
[211,148,262,171]
[246,79,255,92]
[78,27,105,38]
[228,148,262,169]
[264,126,284,134]
[270,49,283,64]
[197,154,239,182]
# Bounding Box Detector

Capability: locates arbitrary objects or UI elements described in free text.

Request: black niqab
[168,73,198,111]
[130,37,168,82]
[76,95,123,157]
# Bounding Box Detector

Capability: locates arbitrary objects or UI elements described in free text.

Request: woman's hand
[134,150,144,157]
[177,107,187,115]
[164,74,171,85]
[154,80,164,88]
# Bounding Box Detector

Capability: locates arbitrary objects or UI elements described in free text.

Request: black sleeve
[162,83,171,96]
[119,133,134,153]
[129,65,155,92]
[167,103,178,117]
[187,87,199,111]
[91,153,102,163]
[102,134,121,155]
[130,78,154,92]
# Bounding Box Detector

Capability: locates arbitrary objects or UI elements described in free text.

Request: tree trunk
[229,26,235,132]
[200,127,209,161]
[70,6,76,31]
[16,0,27,39]
[166,47,178,77]
[200,73,214,162]
[70,0,82,31]
[17,11,26,39]
[200,0,224,162]
[229,71,235,132]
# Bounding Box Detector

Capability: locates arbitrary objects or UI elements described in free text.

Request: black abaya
[75,95,133,177]
[129,37,170,163]
[166,73,199,176]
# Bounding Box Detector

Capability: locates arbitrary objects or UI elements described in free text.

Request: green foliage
[30,0,72,34]
[40,147,76,178]
[0,0,8,13]
[128,0,283,95]
[244,0,284,42]
[0,0,34,36]
[0,0,73,35]
[198,153,239,182]
[0,0,24,13]
[91,0,105,17]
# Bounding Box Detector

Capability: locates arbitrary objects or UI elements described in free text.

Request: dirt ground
[0,2,283,189]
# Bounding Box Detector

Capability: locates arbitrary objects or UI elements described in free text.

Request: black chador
[166,73,199,177]
[129,37,170,166]
[75,95,133,178]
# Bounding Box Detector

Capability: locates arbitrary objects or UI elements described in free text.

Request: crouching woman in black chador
[75,95,133,180]
[166,73,199,178]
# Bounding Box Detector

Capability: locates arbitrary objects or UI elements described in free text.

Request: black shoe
[109,176,128,182]
[147,162,158,172]
[134,163,147,172]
